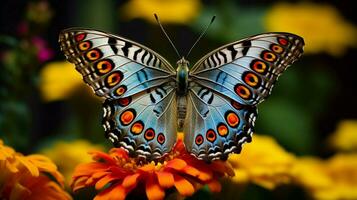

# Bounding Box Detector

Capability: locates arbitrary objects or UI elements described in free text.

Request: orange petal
[122,173,140,188]
[182,165,200,177]
[89,150,117,164]
[109,148,129,159]
[207,179,222,192]
[156,171,174,188]
[173,140,185,152]
[72,176,89,191]
[166,159,187,170]
[10,182,31,199]
[17,156,39,177]
[85,176,96,185]
[146,175,165,200]
[196,166,213,181]
[94,183,126,200]
[95,174,118,190]
[26,155,58,175]
[174,174,195,196]
[139,163,155,172]
[73,163,110,177]
[92,171,110,179]
[211,161,235,176]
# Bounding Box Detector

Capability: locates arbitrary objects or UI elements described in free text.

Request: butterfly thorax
[176,57,189,129]
[176,57,189,96]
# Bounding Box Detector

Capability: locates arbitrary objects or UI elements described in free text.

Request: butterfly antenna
[154,14,181,59]
[186,16,216,58]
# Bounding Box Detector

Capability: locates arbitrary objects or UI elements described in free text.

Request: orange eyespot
[131,121,144,135]
[206,129,216,142]
[157,133,165,144]
[118,97,131,107]
[243,72,260,88]
[251,60,267,74]
[144,128,155,141]
[226,111,240,128]
[75,33,86,41]
[195,134,204,146]
[86,49,102,61]
[120,109,135,126]
[217,123,228,137]
[115,86,127,96]
[271,44,283,54]
[278,37,288,46]
[78,41,92,51]
[105,72,123,87]
[96,59,114,75]
[262,51,276,62]
[234,84,251,99]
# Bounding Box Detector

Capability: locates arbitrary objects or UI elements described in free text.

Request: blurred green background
[1,0,356,199]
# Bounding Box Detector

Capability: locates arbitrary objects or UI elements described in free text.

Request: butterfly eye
[105,72,123,87]
[270,44,284,54]
[115,85,127,96]
[225,111,240,128]
[75,33,86,41]
[243,72,261,88]
[86,49,102,61]
[118,97,132,107]
[78,41,92,51]
[120,109,136,126]
[157,133,165,144]
[131,121,144,135]
[96,59,114,75]
[144,128,155,141]
[251,60,268,74]
[217,123,229,137]
[206,129,217,142]
[278,37,289,46]
[234,84,252,100]
[195,134,204,146]
[262,51,277,62]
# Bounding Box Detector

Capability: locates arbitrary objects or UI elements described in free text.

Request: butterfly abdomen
[177,96,187,130]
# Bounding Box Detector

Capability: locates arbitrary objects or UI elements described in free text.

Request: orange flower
[71,135,234,200]
[0,139,71,200]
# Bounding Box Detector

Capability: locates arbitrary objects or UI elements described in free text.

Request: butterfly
[59,25,304,162]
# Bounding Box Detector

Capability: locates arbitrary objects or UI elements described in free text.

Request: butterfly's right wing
[185,33,304,161]
[59,28,177,160]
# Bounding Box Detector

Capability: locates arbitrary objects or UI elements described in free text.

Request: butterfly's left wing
[59,28,178,160]
[184,32,304,161]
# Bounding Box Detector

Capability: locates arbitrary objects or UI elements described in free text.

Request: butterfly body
[59,28,304,162]
[176,58,190,96]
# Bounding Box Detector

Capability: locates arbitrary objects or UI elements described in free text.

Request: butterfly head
[177,57,189,66]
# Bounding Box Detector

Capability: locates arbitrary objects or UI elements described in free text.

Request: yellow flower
[323,154,357,199]
[0,139,71,200]
[327,120,357,151]
[228,134,296,189]
[265,3,357,56]
[292,154,357,200]
[291,157,332,194]
[39,61,88,101]
[121,0,201,24]
[41,140,104,185]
